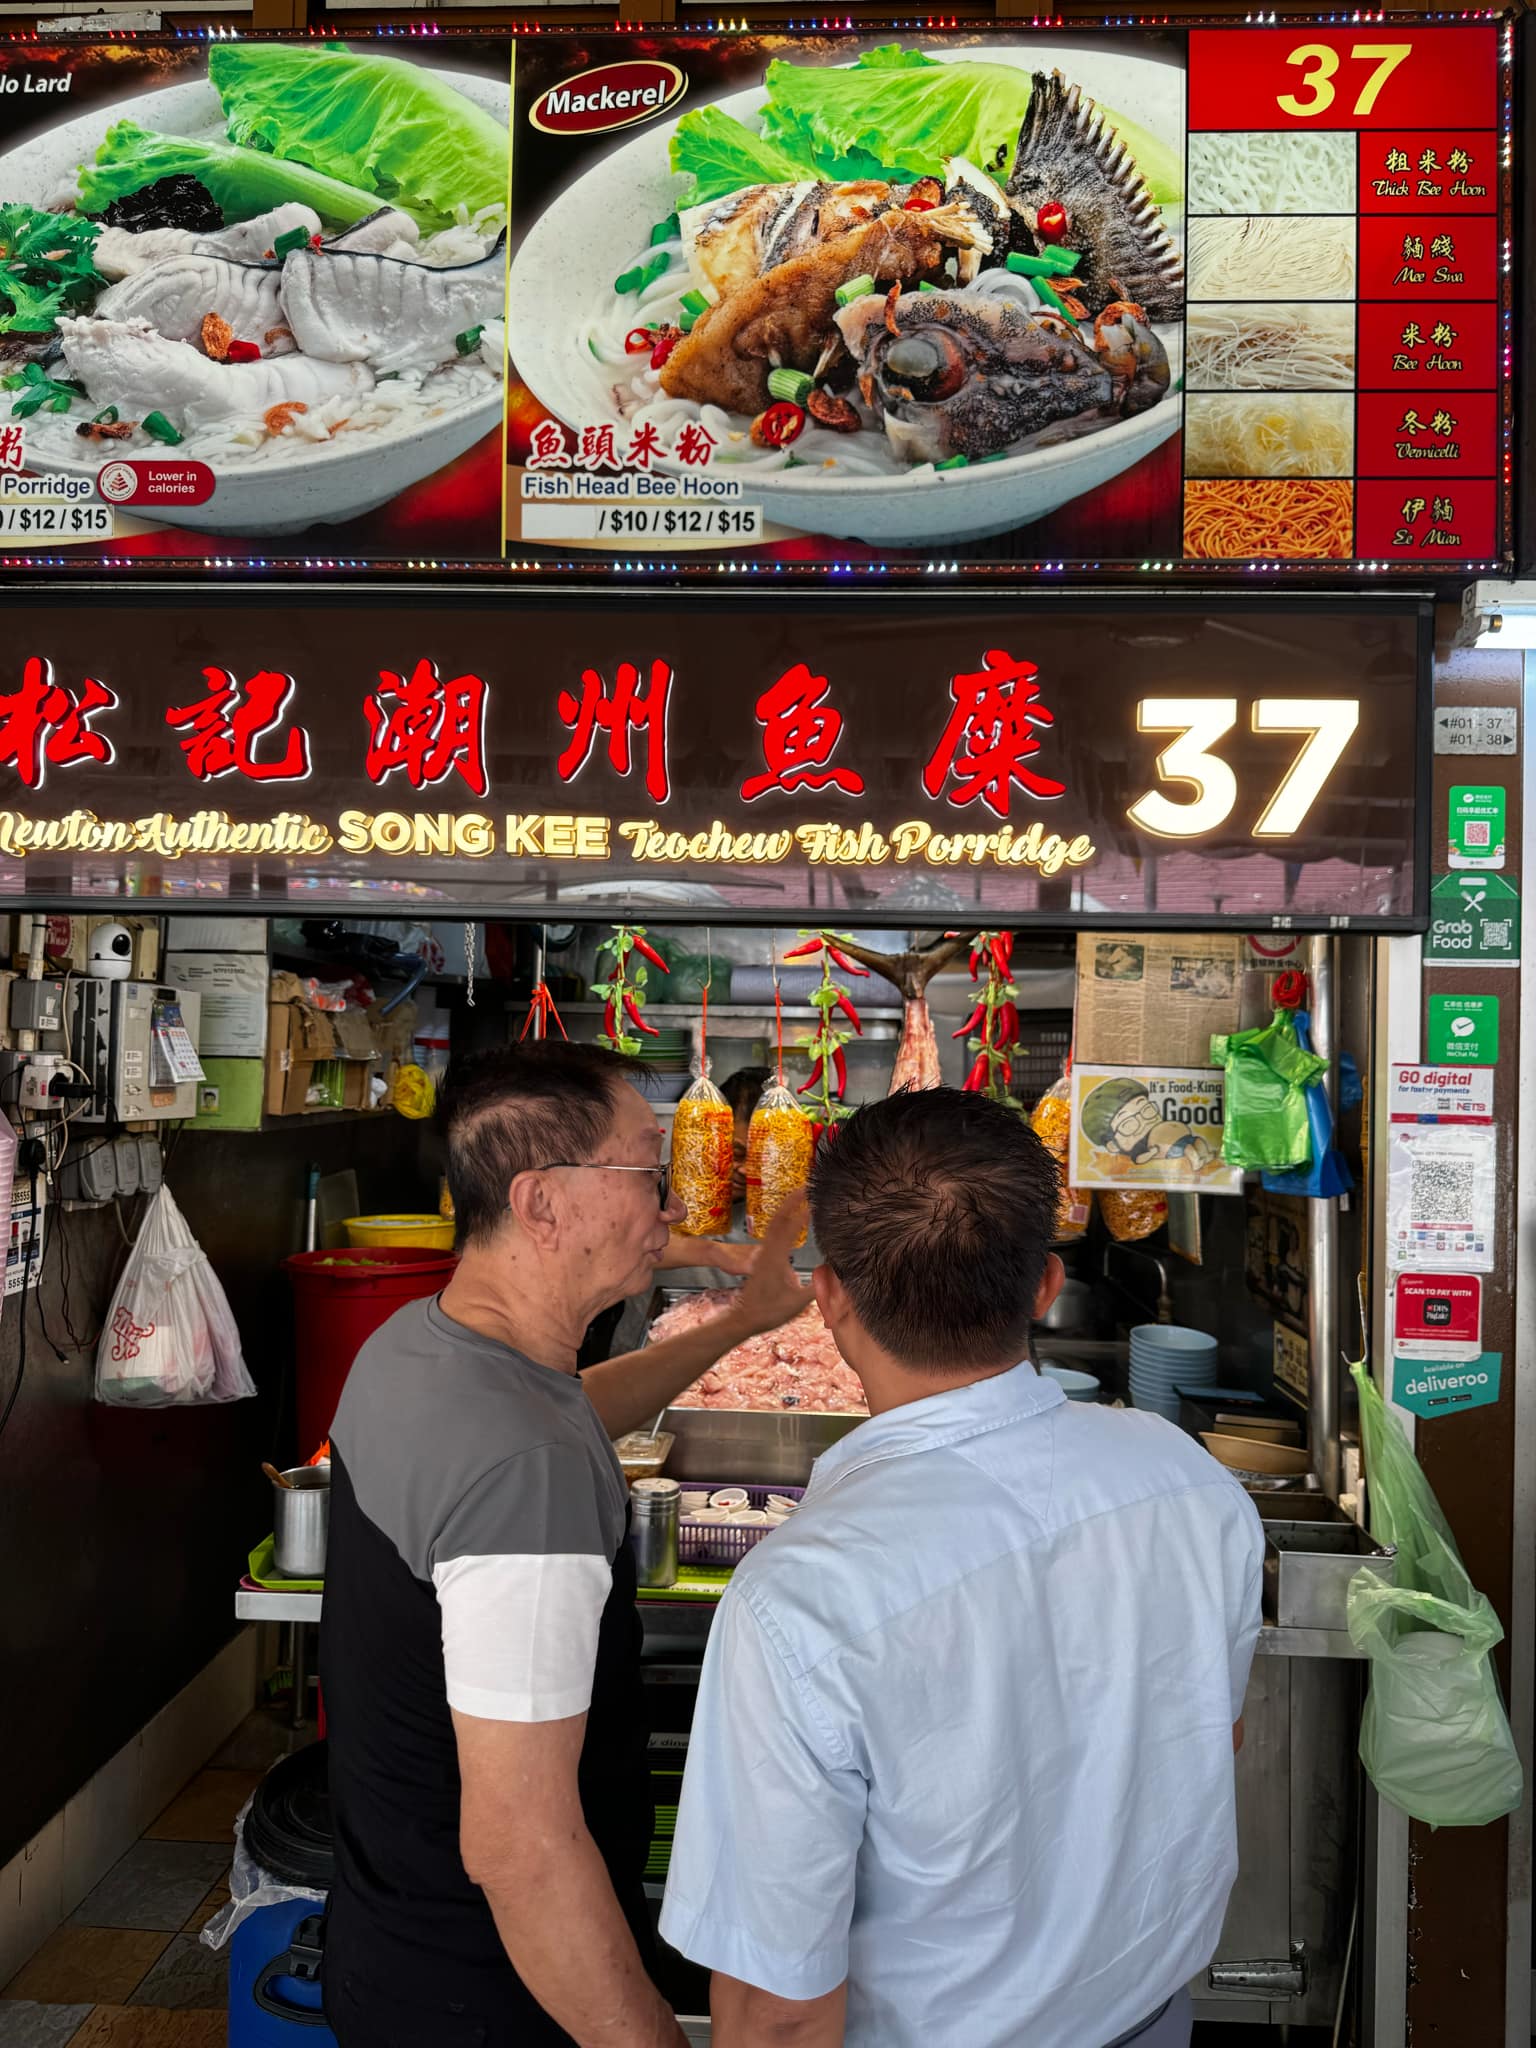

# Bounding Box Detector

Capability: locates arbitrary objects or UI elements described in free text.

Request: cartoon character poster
[1070,1063,1242,1194]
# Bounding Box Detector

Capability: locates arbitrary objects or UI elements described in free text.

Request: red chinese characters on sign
[0,658,116,790]
[741,664,866,802]
[557,659,673,802]
[0,426,23,474]
[364,660,489,798]
[165,669,310,783]
[923,650,1064,818]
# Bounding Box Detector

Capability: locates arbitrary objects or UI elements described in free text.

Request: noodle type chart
[1187,132,1357,217]
[1182,479,1353,560]
[1185,305,1355,393]
[1183,394,1354,479]
[1186,217,1357,302]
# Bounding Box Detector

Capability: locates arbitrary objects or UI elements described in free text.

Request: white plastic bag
[201,1798,325,1953]
[95,1186,256,1406]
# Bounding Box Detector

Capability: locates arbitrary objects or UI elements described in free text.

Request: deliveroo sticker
[1391,1350,1502,1419]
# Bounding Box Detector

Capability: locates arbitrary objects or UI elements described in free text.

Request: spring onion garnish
[918,279,939,293]
[1038,244,1081,272]
[1006,252,1064,277]
[615,253,670,296]
[1031,277,1078,323]
[934,454,970,471]
[142,411,182,446]
[273,226,310,260]
[455,325,485,356]
[767,367,814,405]
[679,290,709,318]
[649,214,681,246]
[92,406,119,424]
[834,274,876,306]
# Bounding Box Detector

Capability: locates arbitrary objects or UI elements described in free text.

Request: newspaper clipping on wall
[1075,934,1243,1067]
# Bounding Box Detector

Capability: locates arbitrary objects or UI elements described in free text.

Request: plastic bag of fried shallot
[671,1065,734,1237]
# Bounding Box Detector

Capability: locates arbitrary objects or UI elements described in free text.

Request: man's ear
[506,1170,560,1251]
[1033,1252,1065,1322]
[812,1263,848,1328]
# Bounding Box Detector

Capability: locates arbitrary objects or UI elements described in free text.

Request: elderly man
[321,1042,810,2048]
[662,1088,1264,2048]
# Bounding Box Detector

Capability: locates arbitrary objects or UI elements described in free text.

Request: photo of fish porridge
[0,43,509,536]
[507,39,1185,548]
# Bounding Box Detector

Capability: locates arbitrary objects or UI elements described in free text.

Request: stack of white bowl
[1129,1324,1218,1423]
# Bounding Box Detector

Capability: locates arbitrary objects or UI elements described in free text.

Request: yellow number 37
[1127,699,1362,840]
[1278,42,1413,119]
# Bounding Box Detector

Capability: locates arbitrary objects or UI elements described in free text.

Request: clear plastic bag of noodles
[1028,1074,1090,1242]
[671,1064,734,1237]
[1099,1188,1169,1243]
[746,1081,813,1246]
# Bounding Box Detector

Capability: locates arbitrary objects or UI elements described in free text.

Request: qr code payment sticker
[1465,821,1491,847]
[1389,1126,1496,1273]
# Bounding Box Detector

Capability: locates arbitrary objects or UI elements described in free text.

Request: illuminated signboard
[0,595,1428,925]
[0,23,1509,582]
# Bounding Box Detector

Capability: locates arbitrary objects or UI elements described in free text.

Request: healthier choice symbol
[97,462,135,503]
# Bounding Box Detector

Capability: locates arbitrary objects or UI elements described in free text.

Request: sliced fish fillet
[90,206,323,282]
[57,317,371,429]
[279,245,503,373]
[96,255,289,354]
[327,208,421,257]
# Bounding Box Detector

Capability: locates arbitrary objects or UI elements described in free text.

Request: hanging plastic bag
[1028,1073,1090,1241]
[1262,1010,1354,1197]
[1347,1362,1522,1827]
[671,1064,734,1237]
[1209,1009,1328,1172]
[745,1081,813,1246]
[95,1186,256,1407]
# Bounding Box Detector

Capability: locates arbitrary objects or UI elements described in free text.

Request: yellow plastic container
[344,1214,456,1251]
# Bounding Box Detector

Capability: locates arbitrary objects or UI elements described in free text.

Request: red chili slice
[903,197,937,212]
[225,340,262,363]
[625,327,655,354]
[650,331,681,370]
[1038,200,1070,239]
[751,402,806,449]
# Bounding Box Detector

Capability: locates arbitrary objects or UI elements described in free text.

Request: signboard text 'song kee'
[0,25,1509,578]
[0,601,1425,926]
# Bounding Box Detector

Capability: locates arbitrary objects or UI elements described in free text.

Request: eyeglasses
[533,1161,672,1209]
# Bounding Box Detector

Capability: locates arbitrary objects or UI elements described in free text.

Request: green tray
[248,1535,324,1593]
[636,1565,731,1602]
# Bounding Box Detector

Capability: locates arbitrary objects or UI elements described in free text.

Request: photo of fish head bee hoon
[506,35,1186,555]
[0,41,509,548]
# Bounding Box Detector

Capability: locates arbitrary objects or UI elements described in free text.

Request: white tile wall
[0,1628,260,1987]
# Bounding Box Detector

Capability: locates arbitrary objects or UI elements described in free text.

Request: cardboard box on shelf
[166,952,268,1060]
[266,972,381,1117]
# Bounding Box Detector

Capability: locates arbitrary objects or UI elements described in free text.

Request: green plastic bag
[1347,1362,1522,1827]
[1208,1010,1327,1170]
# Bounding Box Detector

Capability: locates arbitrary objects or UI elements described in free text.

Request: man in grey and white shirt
[320,1041,809,2048]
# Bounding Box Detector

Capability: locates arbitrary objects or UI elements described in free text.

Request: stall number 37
[1126,699,1361,839]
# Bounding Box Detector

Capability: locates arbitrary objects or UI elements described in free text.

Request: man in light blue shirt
[660,1088,1264,2048]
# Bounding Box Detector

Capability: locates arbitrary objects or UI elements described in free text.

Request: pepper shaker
[629,1477,681,1590]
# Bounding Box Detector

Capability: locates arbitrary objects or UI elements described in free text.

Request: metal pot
[1036,1277,1093,1333]
[272,1466,330,1578]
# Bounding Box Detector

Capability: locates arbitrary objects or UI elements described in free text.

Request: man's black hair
[437,1042,645,1249]
[720,1066,773,1120]
[809,1088,1060,1370]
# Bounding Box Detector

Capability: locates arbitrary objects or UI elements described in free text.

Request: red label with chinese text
[1355,392,1497,477]
[1187,29,1499,132]
[1354,480,1498,559]
[1356,216,1499,301]
[1357,131,1499,213]
[1356,303,1498,391]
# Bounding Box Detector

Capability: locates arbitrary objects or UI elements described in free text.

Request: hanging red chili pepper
[798,1059,825,1095]
[952,1002,986,1041]
[832,1047,848,1098]
[835,992,863,1031]
[826,945,869,977]
[622,991,659,1037]
[630,935,671,974]
[962,1051,990,1092]
[783,937,826,960]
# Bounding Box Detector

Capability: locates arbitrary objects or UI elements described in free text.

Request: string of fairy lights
[0,9,1514,582]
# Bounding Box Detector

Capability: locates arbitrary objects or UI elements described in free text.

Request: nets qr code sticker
[1387,1125,1496,1273]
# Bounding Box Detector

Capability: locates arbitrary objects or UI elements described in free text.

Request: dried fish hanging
[671,940,734,1237]
[746,970,812,1245]
[821,932,973,1093]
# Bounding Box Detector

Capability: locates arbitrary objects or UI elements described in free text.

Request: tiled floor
[1,1711,304,2048]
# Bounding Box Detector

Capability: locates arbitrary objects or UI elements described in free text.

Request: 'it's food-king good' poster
[1070,1064,1243,1196]
[0,22,1508,575]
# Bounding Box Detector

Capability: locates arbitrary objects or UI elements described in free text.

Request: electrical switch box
[66,981,203,1124]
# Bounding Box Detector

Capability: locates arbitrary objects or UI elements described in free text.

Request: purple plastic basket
[677,1480,806,1568]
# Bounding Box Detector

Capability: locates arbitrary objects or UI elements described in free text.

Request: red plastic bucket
[285,1246,458,1458]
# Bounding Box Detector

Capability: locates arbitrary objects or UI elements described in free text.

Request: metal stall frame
[1508,656,1536,2046]
[1362,934,1422,2048]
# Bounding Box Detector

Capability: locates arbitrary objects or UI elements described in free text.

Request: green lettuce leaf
[669,103,811,208]
[77,120,387,229]
[759,46,1031,184]
[209,43,507,234]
